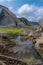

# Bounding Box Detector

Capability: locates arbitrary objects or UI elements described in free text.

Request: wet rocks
[20,30,28,36]
[20,27,42,41]
[32,60,42,65]
[20,35,29,41]
[0,35,17,48]
[20,30,33,41]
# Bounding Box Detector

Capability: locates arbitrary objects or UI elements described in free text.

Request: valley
[0,5,43,65]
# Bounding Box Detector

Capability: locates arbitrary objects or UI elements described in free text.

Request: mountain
[29,22,39,25]
[0,5,25,27]
[0,5,39,27]
[18,17,39,26]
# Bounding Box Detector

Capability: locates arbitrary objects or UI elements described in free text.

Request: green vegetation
[0,27,28,34]
[0,27,23,34]
[18,17,29,25]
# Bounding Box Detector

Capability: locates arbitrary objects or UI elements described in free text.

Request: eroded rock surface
[35,34,43,58]
[0,55,28,65]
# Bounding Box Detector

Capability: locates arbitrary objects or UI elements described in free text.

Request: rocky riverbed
[6,36,43,65]
[0,29,43,65]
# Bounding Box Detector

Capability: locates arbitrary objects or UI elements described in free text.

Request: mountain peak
[0,5,25,27]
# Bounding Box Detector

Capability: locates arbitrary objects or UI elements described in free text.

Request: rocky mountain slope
[0,5,39,27]
[0,5,25,27]
[18,17,39,26]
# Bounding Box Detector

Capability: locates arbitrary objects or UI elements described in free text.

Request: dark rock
[18,17,39,26]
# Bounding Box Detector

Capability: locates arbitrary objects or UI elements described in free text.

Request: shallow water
[11,36,32,52]
[10,36,43,64]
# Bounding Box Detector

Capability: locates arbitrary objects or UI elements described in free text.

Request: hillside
[0,5,25,27]
[0,5,39,27]
[18,17,39,26]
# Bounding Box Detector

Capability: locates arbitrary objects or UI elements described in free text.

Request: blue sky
[0,0,43,22]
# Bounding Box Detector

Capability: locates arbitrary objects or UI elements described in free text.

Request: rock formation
[35,34,43,58]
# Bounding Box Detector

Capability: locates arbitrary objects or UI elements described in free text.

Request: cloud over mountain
[18,4,34,14]
[17,4,43,21]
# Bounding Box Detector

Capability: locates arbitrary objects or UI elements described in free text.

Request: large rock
[35,34,43,58]
[0,5,25,27]
[19,17,39,26]
[39,18,43,28]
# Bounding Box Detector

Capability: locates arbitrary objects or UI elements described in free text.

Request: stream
[10,36,43,64]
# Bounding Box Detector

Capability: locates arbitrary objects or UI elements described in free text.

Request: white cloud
[17,4,43,21]
[18,4,34,14]
[35,7,43,16]
[28,16,35,21]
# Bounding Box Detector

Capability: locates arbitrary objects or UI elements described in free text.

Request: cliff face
[0,5,25,27]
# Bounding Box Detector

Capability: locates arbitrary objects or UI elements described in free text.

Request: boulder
[35,34,43,58]
[39,18,43,28]
[0,61,6,65]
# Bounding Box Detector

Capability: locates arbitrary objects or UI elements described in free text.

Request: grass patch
[0,27,23,34]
